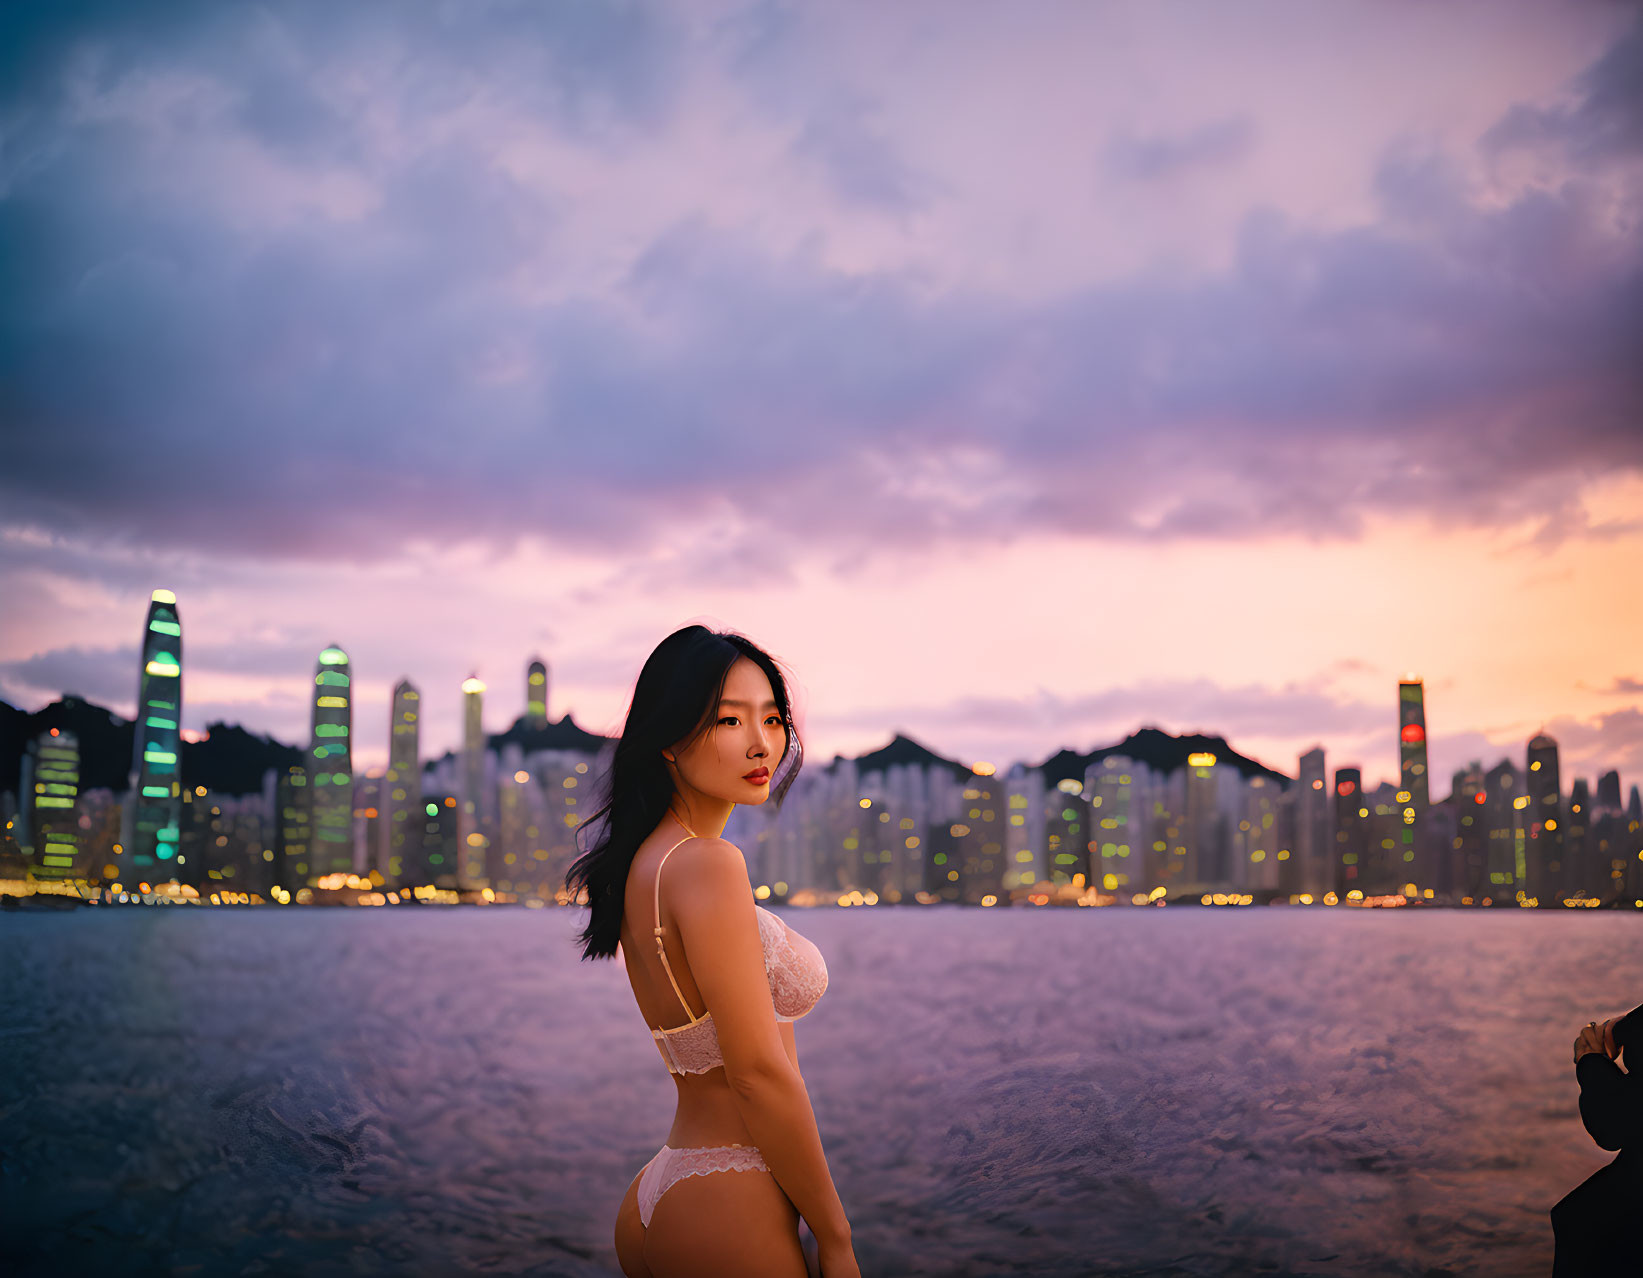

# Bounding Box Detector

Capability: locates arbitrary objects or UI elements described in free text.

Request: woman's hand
[1574,1019,1619,1064]
[818,1235,861,1278]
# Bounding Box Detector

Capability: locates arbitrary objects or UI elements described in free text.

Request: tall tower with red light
[1398,676,1430,810]
[1332,765,1365,896]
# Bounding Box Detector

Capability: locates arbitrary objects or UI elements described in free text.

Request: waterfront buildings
[8,599,1642,910]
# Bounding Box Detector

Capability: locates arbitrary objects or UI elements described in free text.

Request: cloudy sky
[2,0,1640,792]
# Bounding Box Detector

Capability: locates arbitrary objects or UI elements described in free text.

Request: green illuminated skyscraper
[28,729,80,881]
[527,659,549,729]
[128,589,183,878]
[307,645,354,883]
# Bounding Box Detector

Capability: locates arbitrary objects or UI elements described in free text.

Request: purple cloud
[0,3,1637,574]
[1484,18,1643,161]
[0,644,139,709]
[1104,117,1256,181]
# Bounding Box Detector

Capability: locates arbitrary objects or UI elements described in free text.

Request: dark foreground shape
[1552,1001,1643,1276]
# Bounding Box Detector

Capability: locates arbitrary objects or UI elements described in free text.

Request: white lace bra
[646,836,829,1076]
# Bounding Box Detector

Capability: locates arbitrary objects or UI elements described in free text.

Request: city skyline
[10,661,1640,911]
[6,595,1640,909]
[2,612,1640,796]
[2,3,1640,792]
[7,601,1642,821]
[6,643,1643,802]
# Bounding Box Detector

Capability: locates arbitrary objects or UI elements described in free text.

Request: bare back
[618,826,799,1145]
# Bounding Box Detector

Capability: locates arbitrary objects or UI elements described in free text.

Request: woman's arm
[780,1020,801,1076]
[673,840,852,1249]
[725,1055,851,1246]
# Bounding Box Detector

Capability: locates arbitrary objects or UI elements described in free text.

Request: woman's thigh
[615,1168,653,1278]
[643,1166,807,1278]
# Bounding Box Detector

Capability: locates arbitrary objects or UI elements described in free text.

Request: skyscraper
[1183,752,1220,887]
[1003,764,1045,889]
[1451,764,1488,899]
[1483,758,1523,902]
[954,767,1005,904]
[1239,775,1280,893]
[527,659,549,729]
[307,645,354,882]
[1526,732,1562,902]
[1332,766,1365,895]
[1398,677,1430,810]
[460,675,488,889]
[1628,788,1643,901]
[382,679,421,887]
[275,764,309,886]
[1044,781,1090,888]
[1564,778,1592,898]
[127,588,183,878]
[1596,770,1623,814]
[1087,757,1138,895]
[1296,746,1329,895]
[27,729,80,881]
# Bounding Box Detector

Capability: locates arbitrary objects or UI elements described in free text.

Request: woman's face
[669,656,788,806]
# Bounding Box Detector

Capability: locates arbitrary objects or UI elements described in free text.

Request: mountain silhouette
[2,698,1292,800]
[1038,725,1291,787]
[842,732,973,780]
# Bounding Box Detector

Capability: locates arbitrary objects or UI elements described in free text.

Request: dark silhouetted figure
[1552,1002,1643,1275]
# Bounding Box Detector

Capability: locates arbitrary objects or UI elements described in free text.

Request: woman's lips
[743,768,770,785]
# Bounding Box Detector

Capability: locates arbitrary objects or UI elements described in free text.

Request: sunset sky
[3,1,1640,793]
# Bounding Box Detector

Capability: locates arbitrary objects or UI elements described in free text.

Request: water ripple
[2,906,1637,1275]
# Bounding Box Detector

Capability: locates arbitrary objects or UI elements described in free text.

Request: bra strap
[653,835,704,1024]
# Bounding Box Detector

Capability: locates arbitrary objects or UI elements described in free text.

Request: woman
[1551,1002,1643,1275]
[564,626,859,1278]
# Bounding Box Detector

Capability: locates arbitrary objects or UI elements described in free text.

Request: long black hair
[564,625,803,961]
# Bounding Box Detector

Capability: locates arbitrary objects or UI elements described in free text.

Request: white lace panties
[637,1142,771,1227]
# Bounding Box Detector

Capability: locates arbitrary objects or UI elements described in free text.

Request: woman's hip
[639,1145,807,1278]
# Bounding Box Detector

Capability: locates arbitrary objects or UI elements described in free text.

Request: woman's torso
[619,830,818,1149]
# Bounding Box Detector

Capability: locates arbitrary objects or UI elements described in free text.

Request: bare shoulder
[666,836,751,906]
